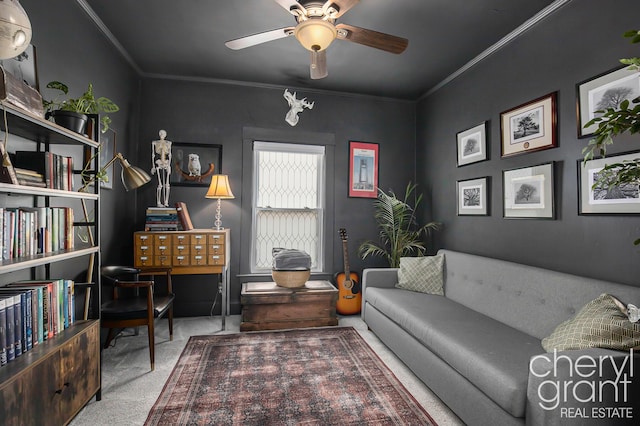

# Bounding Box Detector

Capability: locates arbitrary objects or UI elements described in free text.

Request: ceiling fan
[225,0,408,79]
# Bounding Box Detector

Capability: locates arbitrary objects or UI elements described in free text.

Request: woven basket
[272,269,310,288]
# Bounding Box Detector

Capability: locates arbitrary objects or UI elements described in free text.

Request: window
[251,141,325,273]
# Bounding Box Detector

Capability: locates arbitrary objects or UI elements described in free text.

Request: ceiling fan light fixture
[294,19,336,52]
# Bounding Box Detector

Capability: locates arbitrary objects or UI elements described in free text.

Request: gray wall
[22,0,141,268]
[137,78,415,315]
[417,0,640,286]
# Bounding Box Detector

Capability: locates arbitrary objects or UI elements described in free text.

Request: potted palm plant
[358,182,440,268]
[42,81,119,135]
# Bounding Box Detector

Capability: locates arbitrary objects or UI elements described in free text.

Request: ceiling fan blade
[225,27,295,50]
[326,0,360,18]
[273,0,305,16]
[310,49,328,79]
[336,23,408,54]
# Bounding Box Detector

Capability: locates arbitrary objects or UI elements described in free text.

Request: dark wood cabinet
[0,321,100,426]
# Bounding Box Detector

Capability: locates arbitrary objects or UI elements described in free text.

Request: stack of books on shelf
[145,207,180,231]
[0,207,74,260]
[0,279,75,367]
[13,167,46,188]
[12,151,74,191]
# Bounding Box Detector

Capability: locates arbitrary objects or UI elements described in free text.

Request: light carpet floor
[70,315,463,426]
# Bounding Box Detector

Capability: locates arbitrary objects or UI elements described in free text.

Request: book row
[0,207,75,260]
[9,151,75,190]
[0,279,75,367]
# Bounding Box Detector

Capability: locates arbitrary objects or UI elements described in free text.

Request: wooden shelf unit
[0,102,101,425]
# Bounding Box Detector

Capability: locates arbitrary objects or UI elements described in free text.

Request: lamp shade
[205,175,235,199]
[294,19,336,52]
[120,157,151,191]
[0,0,31,60]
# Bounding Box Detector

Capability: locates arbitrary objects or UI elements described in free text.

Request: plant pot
[47,110,88,135]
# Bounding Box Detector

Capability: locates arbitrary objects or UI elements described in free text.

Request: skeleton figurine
[283,89,314,126]
[151,129,172,207]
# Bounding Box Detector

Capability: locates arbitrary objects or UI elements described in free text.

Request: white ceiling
[83,0,562,100]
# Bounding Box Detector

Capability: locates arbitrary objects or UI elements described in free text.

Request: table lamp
[205,174,235,230]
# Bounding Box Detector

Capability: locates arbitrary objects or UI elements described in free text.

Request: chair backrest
[101,266,141,285]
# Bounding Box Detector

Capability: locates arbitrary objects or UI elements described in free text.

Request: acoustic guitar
[335,228,362,315]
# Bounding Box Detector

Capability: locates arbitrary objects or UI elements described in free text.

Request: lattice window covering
[252,142,325,272]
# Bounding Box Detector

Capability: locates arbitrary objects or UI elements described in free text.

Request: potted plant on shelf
[42,81,119,135]
[582,29,640,244]
[358,182,440,268]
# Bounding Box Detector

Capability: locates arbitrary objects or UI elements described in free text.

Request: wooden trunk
[240,281,338,331]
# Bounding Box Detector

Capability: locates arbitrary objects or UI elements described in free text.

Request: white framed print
[457,177,489,216]
[457,122,488,166]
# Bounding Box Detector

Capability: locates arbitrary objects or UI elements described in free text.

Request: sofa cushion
[542,293,640,352]
[395,254,444,295]
[366,287,543,418]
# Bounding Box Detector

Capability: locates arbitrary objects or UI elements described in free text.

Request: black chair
[100,266,175,371]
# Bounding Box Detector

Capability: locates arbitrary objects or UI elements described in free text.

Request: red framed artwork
[349,141,379,198]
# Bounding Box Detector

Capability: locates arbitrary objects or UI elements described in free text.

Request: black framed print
[457,122,488,166]
[457,177,489,216]
[503,162,555,219]
[578,151,640,214]
[171,142,223,187]
[577,66,640,138]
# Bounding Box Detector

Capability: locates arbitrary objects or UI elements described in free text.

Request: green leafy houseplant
[582,29,640,245]
[358,182,440,268]
[42,81,119,133]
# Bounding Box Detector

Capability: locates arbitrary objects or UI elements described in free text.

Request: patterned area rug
[145,327,437,425]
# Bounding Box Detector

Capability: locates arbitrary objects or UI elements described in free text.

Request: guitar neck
[342,240,351,277]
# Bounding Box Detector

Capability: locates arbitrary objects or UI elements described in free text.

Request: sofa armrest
[526,348,640,425]
[361,268,398,321]
[362,268,399,290]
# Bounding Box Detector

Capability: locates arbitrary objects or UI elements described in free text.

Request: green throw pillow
[395,254,444,295]
[542,293,640,352]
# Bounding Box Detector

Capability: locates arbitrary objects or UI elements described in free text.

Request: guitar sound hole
[344,280,353,290]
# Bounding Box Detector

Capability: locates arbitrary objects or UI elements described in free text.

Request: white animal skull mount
[283,89,314,126]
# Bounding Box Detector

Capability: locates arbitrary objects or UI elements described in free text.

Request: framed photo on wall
[503,162,555,219]
[578,151,640,214]
[99,129,116,189]
[500,92,557,158]
[457,177,490,216]
[576,66,640,138]
[0,44,39,90]
[170,142,223,187]
[349,141,379,198]
[457,121,488,166]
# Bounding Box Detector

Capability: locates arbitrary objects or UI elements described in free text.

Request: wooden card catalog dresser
[133,229,230,329]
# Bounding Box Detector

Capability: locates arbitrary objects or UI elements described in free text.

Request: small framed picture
[500,92,557,158]
[99,129,116,189]
[578,150,640,215]
[457,177,490,216]
[349,141,379,198]
[0,44,39,90]
[503,162,555,219]
[171,142,223,187]
[457,122,488,166]
[576,66,640,138]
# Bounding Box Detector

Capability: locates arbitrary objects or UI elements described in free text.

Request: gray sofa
[361,249,640,425]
